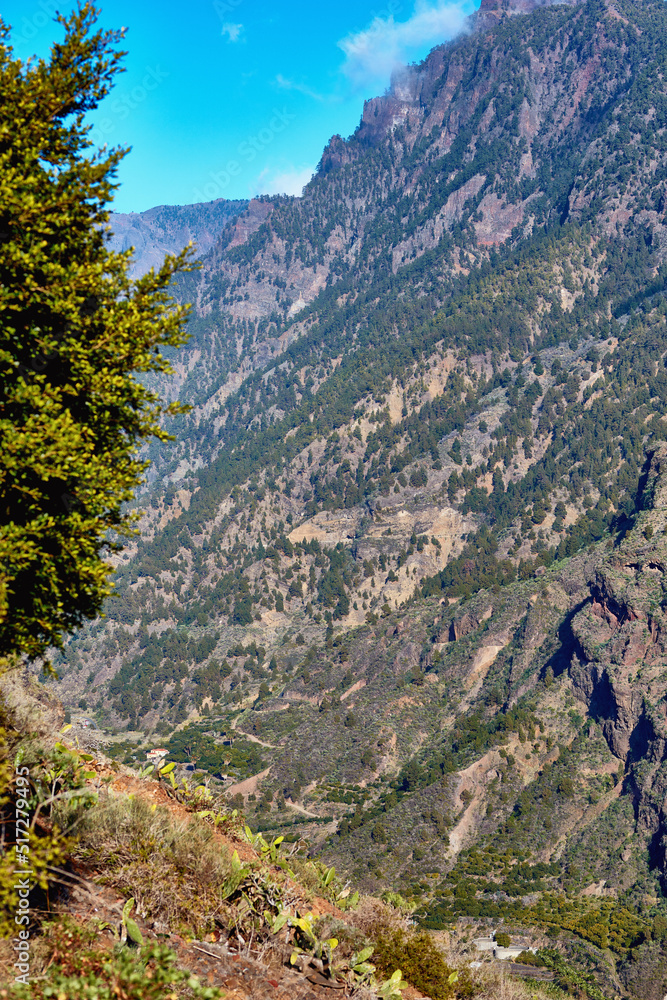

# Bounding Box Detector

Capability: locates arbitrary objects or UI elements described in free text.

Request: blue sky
[5,0,477,213]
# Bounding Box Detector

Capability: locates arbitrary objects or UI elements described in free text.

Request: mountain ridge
[107,197,247,279]
[48,2,667,994]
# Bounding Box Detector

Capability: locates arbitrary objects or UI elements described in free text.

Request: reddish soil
[33,753,357,998]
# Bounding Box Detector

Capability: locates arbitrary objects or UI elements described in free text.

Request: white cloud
[221,22,244,42]
[252,165,315,198]
[275,74,325,103]
[338,0,467,90]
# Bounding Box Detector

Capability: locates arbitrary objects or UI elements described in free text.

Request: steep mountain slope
[160,0,666,412]
[47,1,667,993]
[59,0,667,789]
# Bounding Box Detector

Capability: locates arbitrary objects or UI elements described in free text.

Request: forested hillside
[50,0,667,994]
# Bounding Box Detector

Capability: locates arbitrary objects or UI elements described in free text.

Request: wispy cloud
[339,0,467,90]
[274,74,326,103]
[252,164,315,198]
[221,22,244,42]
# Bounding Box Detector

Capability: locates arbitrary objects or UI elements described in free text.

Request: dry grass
[439,951,568,1000]
[74,794,238,935]
[331,903,565,1000]
[345,895,411,940]
[34,793,565,999]
[465,961,555,999]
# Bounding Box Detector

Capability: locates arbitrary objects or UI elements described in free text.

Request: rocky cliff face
[155,0,667,429]
[570,447,667,885]
[60,0,667,755]
[107,198,247,279]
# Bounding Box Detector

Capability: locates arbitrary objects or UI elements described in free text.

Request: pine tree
[0,4,193,660]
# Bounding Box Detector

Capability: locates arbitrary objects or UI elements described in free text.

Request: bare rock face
[107,198,247,279]
[476,0,580,27]
[318,134,358,175]
[226,199,273,249]
[569,446,667,883]
[184,0,631,356]
[449,602,494,641]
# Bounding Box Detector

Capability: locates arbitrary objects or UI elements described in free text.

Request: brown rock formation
[568,447,667,883]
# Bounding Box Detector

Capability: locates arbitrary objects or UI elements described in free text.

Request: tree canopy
[0,3,192,660]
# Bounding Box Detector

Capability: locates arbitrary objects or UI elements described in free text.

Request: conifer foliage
[0,4,192,660]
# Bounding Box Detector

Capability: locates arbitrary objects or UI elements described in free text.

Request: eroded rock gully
[568,447,667,882]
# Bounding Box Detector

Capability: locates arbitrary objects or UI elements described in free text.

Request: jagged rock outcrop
[189,0,665,342]
[108,198,246,279]
[448,603,494,641]
[569,446,667,882]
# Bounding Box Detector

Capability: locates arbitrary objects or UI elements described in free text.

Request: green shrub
[374,929,473,999]
[515,950,544,966]
[7,919,221,999]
